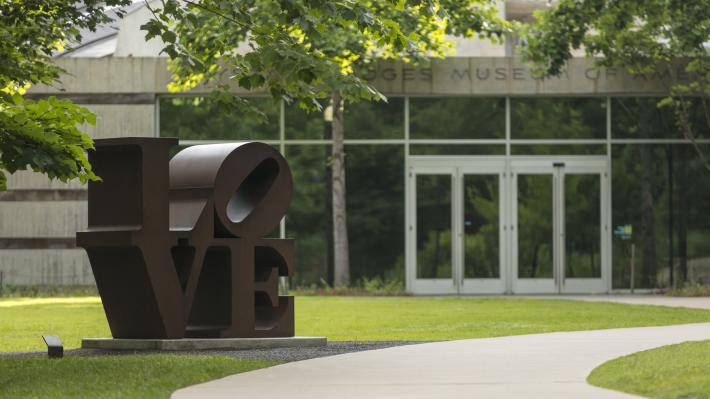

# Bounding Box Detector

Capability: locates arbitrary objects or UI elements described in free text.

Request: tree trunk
[331,91,350,287]
[323,107,335,287]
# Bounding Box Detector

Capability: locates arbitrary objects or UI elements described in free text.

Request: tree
[0,1,131,190]
[142,0,509,286]
[521,0,710,286]
[522,0,710,168]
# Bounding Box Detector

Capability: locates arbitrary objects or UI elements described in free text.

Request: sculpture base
[81,336,327,351]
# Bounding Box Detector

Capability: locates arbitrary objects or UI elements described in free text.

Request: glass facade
[161,96,280,140]
[160,96,710,291]
[511,98,606,139]
[410,98,505,139]
[283,145,330,285]
[612,97,709,139]
[611,144,710,289]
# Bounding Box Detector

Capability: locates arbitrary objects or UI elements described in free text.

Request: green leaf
[161,31,177,44]
[86,112,97,126]
[238,76,252,90]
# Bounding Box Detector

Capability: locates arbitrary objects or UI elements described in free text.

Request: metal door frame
[406,156,610,295]
[406,156,507,295]
[510,156,611,294]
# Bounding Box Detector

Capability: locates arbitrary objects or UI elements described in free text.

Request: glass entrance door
[513,170,556,293]
[511,158,609,294]
[459,162,507,294]
[407,158,506,294]
[411,167,457,294]
[406,157,608,295]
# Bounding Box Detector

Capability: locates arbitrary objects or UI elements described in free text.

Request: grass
[4,296,710,351]
[0,297,108,352]
[0,355,275,399]
[588,340,710,399]
[296,296,710,341]
[3,296,710,398]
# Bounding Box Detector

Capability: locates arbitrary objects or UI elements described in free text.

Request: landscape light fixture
[42,335,63,359]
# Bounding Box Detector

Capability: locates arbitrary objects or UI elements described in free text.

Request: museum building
[1,1,708,295]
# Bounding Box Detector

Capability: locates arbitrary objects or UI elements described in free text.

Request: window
[410,97,505,139]
[160,97,279,140]
[511,98,606,139]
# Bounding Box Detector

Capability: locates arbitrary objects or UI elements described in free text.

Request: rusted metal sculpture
[76,138,294,339]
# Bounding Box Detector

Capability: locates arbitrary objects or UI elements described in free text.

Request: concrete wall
[114,2,166,58]
[0,100,155,285]
[369,58,679,96]
[30,57,680,96]
[0,250,92,286]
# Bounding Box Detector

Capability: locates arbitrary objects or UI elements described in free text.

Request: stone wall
[1,88,156,285]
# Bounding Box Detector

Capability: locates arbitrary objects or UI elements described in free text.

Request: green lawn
[0,355,275,399]
[3,296,710,398]
[297,296,710,340]
[3,296,710,351]
[588,340,710,399]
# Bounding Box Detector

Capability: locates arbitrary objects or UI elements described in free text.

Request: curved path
[529,294,710,310]
[173,322,710,399]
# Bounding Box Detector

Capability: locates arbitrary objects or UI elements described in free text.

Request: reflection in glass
[611,97,679,139]
[159,97,280,140]
[345,98,404,139]
[346,145,404,281]
[611,144,710,289]
[410,145,505,156]
[416,175,452,278]
[511,145,607,156]
[511,98,606,139]
[285,98,404,139]
[410,97,505,139]
[611,144,669,288]
[284,145,329,285]
[565,174,601,278]
[518,175,553,278]
[284,105,326,140]
[464,175,499,278]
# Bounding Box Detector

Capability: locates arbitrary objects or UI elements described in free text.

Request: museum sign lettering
[363,60,691,94]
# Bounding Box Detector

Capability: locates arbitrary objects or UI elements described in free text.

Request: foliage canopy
[522,0,710,169]
[143,0,510,112]
[0,0,131,190]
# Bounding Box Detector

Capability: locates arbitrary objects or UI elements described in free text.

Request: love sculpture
[76,138,294,339]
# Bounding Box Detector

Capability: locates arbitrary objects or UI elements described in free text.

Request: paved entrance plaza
[173,296,710,398]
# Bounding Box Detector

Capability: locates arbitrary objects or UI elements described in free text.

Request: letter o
[169,142,292,238]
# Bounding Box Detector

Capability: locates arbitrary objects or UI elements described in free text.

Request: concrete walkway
[533,294,710,310]
[173,322,710,399]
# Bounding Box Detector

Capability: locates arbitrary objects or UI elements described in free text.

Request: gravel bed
[0,341,426,363]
